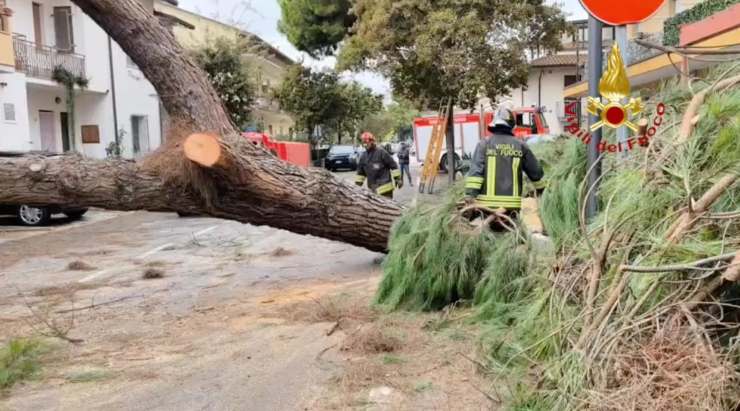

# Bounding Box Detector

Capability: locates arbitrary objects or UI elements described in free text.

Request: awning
[564,25,740,98]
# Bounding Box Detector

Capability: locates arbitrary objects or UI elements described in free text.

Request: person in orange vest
[355,132,402,198]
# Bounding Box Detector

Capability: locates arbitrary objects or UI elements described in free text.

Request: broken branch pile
[377,64,740,409]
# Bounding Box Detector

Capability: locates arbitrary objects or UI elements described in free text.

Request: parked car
[325,145,362,171]
[0,204,88,226]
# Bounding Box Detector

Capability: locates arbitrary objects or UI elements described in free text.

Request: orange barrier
[242,132,310,167]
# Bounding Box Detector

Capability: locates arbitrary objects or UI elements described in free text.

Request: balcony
[255,97,281,112]
[12,36,85,80]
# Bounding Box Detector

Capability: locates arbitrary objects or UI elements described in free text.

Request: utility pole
[586,15,603,219]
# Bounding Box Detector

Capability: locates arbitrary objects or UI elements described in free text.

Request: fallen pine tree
[377,64,740,410]
[0,0,401,252]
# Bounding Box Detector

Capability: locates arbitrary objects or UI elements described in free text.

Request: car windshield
[329,145,355,155]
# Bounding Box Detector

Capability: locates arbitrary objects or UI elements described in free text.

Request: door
[32,3,43,47]
[53,7,74,52]
[39,111,57,152]
[60,112,70,152]
[131,115,150,156]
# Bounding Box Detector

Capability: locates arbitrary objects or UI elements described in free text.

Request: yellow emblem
[587,43,644,132]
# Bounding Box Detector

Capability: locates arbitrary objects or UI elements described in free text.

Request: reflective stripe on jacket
[356,147,400,194]
[464,128,544,210]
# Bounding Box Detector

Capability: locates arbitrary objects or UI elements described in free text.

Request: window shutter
[3,103,15,122]
[53,7,74,52]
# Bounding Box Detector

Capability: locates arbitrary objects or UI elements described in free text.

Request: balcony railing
[255,97,281,112]
[12,36,85,80]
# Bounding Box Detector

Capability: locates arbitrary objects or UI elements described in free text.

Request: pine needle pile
[376,189,500,310]
[377,64,740,409]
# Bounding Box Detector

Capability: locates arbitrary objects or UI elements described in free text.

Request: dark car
[325,145,361,171]
[0,204,88,226]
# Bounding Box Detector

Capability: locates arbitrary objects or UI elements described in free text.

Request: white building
[0,0,164,158]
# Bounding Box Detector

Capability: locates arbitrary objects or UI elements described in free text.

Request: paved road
[0,210,381,410]
[333,160,458,206]
[0,161,476,410]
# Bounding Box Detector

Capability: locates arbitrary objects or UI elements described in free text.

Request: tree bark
[0,0,402,252]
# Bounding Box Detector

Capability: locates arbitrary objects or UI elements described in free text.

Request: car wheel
[439,153,462,173]
[64,209,88,220]
[17,205,51,226]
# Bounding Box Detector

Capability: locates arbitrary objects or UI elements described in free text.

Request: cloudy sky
[177,0,589,97]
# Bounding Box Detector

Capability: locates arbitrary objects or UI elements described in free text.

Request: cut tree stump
[0,0,403,252]
[184,133,226,168]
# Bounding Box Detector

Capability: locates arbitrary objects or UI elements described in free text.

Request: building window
[564,75,581,87]
[53,6,74,52]
[32,2,43,46]
[131,115,150,155]
[3,103,16,122]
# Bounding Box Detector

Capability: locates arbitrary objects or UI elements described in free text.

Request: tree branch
[634,39,740,56]
[620,251,738,273]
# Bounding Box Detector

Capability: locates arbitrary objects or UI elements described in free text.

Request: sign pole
[615,25,630,159]
[586,15,603,219]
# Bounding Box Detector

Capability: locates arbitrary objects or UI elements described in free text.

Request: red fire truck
[511,107,550,140]
[412,107,550,169]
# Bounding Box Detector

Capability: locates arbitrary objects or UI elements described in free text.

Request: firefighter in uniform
[464,108,547,215]
[355,132,402,198]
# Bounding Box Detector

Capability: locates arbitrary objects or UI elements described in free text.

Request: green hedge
[663,0,740,45]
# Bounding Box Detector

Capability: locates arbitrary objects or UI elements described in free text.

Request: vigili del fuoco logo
[564,43,666,154]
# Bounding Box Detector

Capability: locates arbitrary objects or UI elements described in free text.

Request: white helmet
[488,107,515,130]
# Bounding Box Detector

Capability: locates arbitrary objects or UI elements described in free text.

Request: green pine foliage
[277,0,354,58]
[376,191,497,310]
[538,139,587,249]
[376,64,740,409]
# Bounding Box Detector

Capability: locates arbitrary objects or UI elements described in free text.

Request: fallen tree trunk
[0,151,400,252]
[0,0,402,252]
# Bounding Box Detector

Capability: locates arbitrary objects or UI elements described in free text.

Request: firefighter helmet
[489,107,516,130]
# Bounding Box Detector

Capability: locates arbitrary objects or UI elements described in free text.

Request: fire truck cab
[510,107,550,140]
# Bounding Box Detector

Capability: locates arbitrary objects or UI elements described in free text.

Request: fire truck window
[519,113,534,127]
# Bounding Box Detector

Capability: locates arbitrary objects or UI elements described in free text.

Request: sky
[177,0,589,98]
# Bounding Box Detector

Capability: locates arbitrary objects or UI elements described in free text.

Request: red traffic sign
[579,0,666,25]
